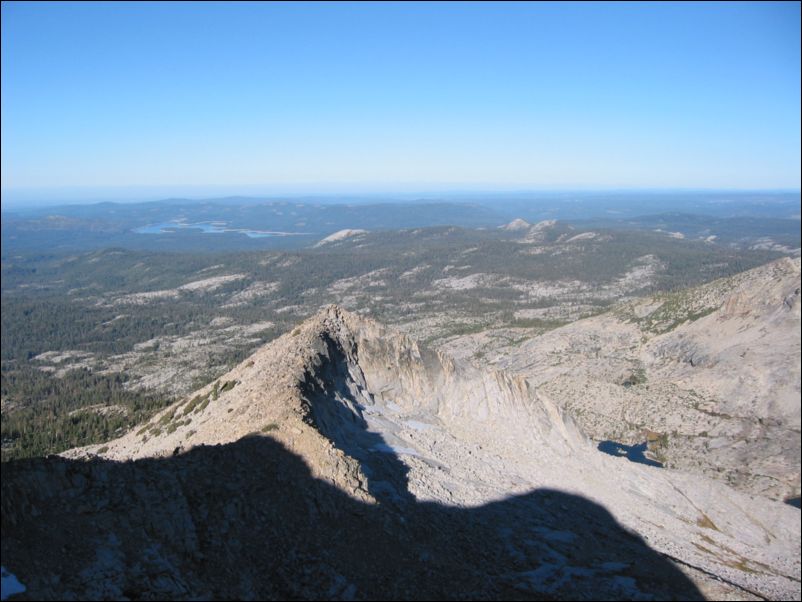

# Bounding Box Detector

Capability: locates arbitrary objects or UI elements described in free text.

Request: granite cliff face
[3,305,801,600]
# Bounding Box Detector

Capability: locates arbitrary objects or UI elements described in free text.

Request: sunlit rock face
[490,257,801,501]
[4,304,800,600]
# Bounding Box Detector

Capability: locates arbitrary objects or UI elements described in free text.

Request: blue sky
[1,1,800,203]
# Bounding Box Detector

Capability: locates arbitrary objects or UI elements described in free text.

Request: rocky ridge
[3,305,801,600]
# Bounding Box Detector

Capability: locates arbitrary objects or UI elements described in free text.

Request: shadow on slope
[1,330,704,599]
[2,436,704,601]
[298,330,417,508]
[1,327,705,600]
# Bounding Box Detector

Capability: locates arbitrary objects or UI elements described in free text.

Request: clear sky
[1,1,800,203]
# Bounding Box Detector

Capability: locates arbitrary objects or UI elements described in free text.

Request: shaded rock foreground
[2,436,702,600]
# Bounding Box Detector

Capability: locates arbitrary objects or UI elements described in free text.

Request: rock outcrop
[3,305,800,600]
[492,256,802,502]
[313,229,369,247]
[500,218,531,231]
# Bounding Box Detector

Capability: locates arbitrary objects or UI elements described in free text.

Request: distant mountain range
[2,192,799,255]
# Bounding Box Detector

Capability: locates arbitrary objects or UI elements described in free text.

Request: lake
[133,220,308,238]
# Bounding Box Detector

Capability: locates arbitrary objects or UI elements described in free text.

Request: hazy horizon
[2,2,800,203]
[3,184,801,212]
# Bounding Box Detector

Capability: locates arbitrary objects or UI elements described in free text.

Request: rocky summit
[2,303,800,600]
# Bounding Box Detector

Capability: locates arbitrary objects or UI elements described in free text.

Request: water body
[1,566,26,601]
[597,441,663,468]
[133,220,308,238]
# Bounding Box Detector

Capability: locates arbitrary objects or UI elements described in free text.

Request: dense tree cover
[0,297,209,361]
[1,366,171,460]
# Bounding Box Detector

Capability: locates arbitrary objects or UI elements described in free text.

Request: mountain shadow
[3,445,705,599]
